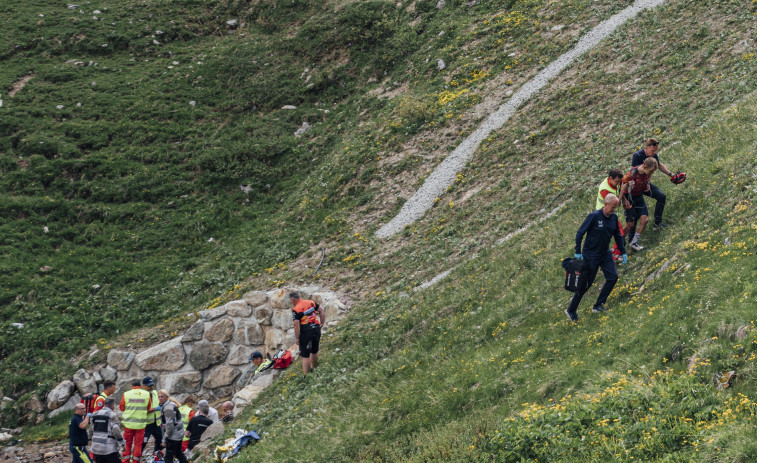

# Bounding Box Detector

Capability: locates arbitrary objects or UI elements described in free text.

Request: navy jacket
[631,148,659,168]
[575,209,626,257]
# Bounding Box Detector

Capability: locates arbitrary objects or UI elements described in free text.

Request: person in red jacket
[290,291,326,376]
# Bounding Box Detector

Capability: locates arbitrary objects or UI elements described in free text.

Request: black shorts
[299,324,321,358]
[624,195,648,223]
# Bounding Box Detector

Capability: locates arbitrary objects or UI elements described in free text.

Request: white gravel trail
[375,0,667,238]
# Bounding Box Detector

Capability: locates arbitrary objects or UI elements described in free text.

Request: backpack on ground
[562,257,588,292]
[272,349,292,369]
[80,393,98,414]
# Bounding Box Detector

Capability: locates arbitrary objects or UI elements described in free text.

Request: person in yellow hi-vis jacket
[119,379,151,463]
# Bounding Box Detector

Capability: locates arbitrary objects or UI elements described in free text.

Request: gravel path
[375,0,667,238]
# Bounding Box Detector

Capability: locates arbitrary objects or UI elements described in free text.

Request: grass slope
[232,87,757,463]
[1,1,756,459]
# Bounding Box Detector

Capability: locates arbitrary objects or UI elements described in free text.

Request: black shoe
[565,309,578,322]
[592,305,608,313]
[653,222,669,231]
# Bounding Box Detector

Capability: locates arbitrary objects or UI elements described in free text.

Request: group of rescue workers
[566,138,685,321]
[69,292,327,463]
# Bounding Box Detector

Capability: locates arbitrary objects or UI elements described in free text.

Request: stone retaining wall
[41,286,348,419]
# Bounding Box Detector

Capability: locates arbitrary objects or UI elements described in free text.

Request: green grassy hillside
[2,0,757,460]
[233,91,757,461]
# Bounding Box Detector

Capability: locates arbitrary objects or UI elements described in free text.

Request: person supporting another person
[89,397,124,463]
[596,168,625,260]
[69,403,93,463]
[631,138,676,230]
[157,390,187,463]
[119,378,151,463]
[185,404,213,452]
[291,291,326,376]
[620,157,658,251]
[565,194,627,322]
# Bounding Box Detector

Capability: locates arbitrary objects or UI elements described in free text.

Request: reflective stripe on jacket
[146,389,160,424]
[122,389,149,430]
[90,408,121,455]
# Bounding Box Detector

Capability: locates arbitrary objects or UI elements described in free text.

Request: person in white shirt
[197,400,219,423]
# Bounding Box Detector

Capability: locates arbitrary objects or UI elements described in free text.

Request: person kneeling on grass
[565,194,627,322]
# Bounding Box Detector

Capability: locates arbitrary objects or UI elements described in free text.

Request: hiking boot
[565,309,578,322]
[630,242,644,251]
[653,222,669,231]
[592,305,608,313]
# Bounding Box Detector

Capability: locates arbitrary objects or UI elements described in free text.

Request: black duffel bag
[562,257,588,292]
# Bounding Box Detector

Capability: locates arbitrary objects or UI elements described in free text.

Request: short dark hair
[103,380,116,389]
[131,379,141,387]
[289,291,300,300]
[645,138,659,147]
[104,397,116,407]
[608,169,623,179]
[199,404,210,415]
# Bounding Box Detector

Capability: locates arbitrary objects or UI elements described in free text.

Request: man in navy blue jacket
[565,194,627,322]
[631,138,676,230]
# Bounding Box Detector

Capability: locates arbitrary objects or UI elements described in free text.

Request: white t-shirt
[207,406,219,423]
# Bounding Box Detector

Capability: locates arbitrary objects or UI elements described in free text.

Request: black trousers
[143,422,163,454]
[566,252,618,316]
[164,439,188,463]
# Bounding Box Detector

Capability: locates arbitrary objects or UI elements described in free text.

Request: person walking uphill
[69,403,93,463]
[565,194,627,322]
[620,157,658,251]
[291,291,326,376]
[158,390,187,463]
[89,397,125,463]
[119,379,152,463]
[631,138,678,230]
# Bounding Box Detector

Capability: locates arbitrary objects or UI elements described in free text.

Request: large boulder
[198,306,227,321]
[233,321,265,346]
[264,329,285,352]
[182,321,205,342]
[135,338,186,371]
[243,291,267,308]
[47,380,75,410]
[27,395,45,413]
[231,384,265,413]
[200,421,225,443]
[188,342,227,370]
[161,372,202,394]
[107,350,135,371]
[269,288,293,310]
[322,299,349,322]
[227,345,254,366]
[48,393,81,418]
[253,305,273,325]
[284,328,296,347]
[250,369,279,389]
[202,365,240,389]
[73,369,97,395]
[99,366,117,382]
[271,310,290,330]
[225,300,251,317]
[205,318,234,342]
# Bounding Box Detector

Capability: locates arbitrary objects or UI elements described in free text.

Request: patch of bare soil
[9,73,35,98]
